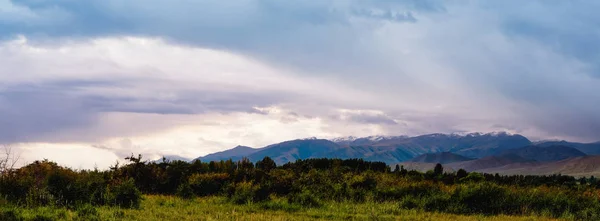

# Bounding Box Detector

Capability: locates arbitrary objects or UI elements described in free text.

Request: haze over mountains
[192,132,600,177]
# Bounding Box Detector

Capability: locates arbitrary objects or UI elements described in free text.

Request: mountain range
[192,132,600,177]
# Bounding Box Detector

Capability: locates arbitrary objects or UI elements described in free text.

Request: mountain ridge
[408,152,474,164]
[196,132,532,164]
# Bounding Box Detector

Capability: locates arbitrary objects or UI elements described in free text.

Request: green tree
[256,156,276,172]
[457,169,468,179]
[434,163,444,176]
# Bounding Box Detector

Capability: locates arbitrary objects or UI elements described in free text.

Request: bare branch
[0,144,21,176]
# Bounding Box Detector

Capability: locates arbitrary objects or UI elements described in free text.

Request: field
[2,195,563,221]
[2,158,599,220]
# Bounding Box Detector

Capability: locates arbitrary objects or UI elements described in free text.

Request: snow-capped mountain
[196,132,536,164]
[330,135,408,145]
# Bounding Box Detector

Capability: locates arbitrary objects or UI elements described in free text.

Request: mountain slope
[367,132,532,159]
[328,145,414,164]
[536,141,600,155]
[450,132,533,158]
[480,156,600,177]
[447,154,535,171]
[197,145,259,162]
[196,132,535,164]
[409,152,473,164]
[247,139,343,164]
[497,145,586,162]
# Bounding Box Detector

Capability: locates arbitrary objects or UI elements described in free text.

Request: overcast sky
[2,0,600,169]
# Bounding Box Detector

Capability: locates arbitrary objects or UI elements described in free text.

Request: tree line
[1,155,600,220]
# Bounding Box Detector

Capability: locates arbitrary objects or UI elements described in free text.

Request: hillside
[196,145,259,162]
[537,141,600,155]
[246,139,343,164]
[369,132,532,159]
[195,132,534,165]
[497,145,586,162]
[398,154,535,173]
[448,154,535,171]
[408,152,473,164]
[480,155,600,177]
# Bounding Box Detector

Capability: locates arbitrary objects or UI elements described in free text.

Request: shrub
[450,182,515,215]
[108,179,142,209]
[31,214,55,221]
[288,190,321,208]
[0,176,32,205]
[399,196,420,210]
[25,187,54,207]
[176,183,195,199]
[376,182,442,202]
[459,173,484,183]
[228,182,268,204]
[267,169,295,195]
[188,173,230,196]
[421,193,451,212]
[0,209,21,221]
[260,200,301,212]
[47,170,86,207]
[256,157,277,172]
[349,174,377,191]
[76,204,100,221]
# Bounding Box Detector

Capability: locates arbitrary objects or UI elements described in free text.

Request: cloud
[0,36,376,144]
[1,0,600,168]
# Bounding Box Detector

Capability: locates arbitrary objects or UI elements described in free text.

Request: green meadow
[1,195,563,221]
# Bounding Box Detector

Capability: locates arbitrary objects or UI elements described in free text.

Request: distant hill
[246,139,343,164]
[196,145,259,162]
[154,155,191,163]
[479,155,600,177]
[193,133,600,176]
[536,141,600,155]
[497,145,586,162]
[367,132,532,159]
[195,132,534,165]
[332,136,409,146]
[447,154,535,171]
[408,152,473,164]
[397,154,534,172]
[398,146,597,177]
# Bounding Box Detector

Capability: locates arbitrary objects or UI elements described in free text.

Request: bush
[376,182,442,202]
[349,174,377,191]
[228,182,268,204]
[450,183,515,215]
[188,173,229,196]
[259,200,301,212]
[399,196,420,210]
[0,176,32,205]
[76,204,100,221]
[31,214,55,221]
[288,190,321,208]
[25,187,54,207]
[459,173,484,183]
[108,179,142,209]
[421,193,451,212]
[47,170,86,207]
[175,183,195,199]
[0,209,22,221]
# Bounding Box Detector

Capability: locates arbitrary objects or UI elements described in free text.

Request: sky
[1,0,600,169]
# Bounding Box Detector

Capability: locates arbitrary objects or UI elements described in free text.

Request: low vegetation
[1,155,600,220]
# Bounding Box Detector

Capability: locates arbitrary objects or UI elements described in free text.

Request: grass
[1,195,564,221]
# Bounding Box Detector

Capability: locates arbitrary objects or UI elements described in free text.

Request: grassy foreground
[2,195,562,221]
